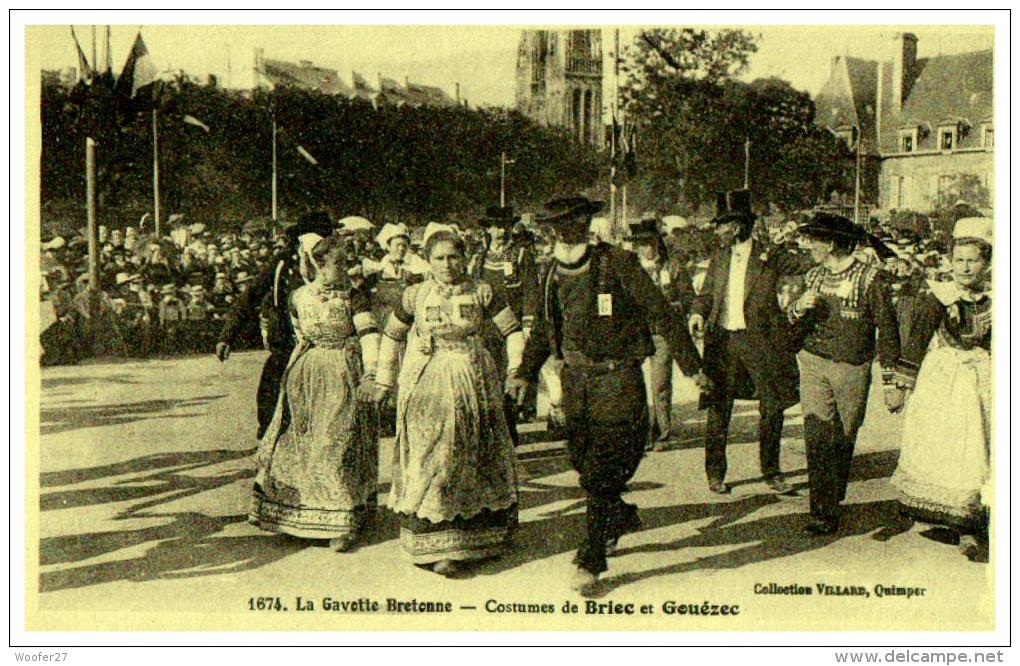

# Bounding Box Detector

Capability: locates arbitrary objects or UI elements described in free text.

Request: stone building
[515,29,604,146]
[814,33,993,214]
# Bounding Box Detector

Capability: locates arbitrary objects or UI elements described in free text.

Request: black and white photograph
[12,9,1010,651]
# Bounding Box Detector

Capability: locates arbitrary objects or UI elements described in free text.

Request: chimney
[891,32,918,112]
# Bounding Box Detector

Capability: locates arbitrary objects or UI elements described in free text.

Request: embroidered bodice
[408,280,490,344]
[291,284,357,348]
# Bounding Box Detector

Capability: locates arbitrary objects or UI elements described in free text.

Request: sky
[29,24,995,109]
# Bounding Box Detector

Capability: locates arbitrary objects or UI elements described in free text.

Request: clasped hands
[355,376,392,404]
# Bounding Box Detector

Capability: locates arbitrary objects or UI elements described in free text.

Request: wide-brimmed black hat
[282,211,333,239]
[712,189,756,225]
[535,197,605,225]
[480,205,521,228]
[799,213,896,260]
[629,215,660,240]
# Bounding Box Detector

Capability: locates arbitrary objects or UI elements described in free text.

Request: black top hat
[480,205,521,228]
[712,189,756,225]
[629,216,660,239]
[799,213,896,260]
[535,197,605,225]
[283,211,333,239]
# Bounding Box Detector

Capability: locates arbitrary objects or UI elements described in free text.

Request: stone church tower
[515,29,604,147]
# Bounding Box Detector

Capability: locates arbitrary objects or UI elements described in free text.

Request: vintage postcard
[16,11,1008,641]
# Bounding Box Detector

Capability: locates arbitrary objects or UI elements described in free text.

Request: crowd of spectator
[38,209,959,367]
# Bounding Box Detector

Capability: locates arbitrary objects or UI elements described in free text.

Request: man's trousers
[256,346,293,440]
[798,350,872,524]
[562,362,647,575]
[704,331,785,483]
[647,334,674,442]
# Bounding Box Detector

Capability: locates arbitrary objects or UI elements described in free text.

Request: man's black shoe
[804,518,838,535]
[765,476,793,494]
[708,480,731,495]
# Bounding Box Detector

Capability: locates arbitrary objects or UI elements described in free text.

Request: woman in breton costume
[890,217,993,559]
[250,233,381,553]
[362,223,429,434]
[375,224,523,577]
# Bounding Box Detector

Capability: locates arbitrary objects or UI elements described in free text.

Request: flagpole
[272,114,278,223]
[622,183,627,227]
[607,27,616,228]
[853,126,862,225]
[743,138,751,190]
[609,102,616,227]
[152,108,161,238]
[86,137,99,289]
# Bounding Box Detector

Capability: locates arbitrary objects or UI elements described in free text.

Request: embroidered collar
[432,278,469,299]
[927,279,991,306]
[312,282,350,298]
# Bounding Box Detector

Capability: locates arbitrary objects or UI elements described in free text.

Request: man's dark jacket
[692,240,806,410]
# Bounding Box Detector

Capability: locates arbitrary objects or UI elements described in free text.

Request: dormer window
[937,119,969,152]
[898,127,918,153]
[833,126,857,150]
[982,123,994,149]
[940,128,955,151]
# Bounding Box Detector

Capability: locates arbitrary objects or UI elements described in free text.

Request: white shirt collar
[732,238,752,256]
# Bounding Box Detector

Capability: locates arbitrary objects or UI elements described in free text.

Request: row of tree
[41,76,603,236]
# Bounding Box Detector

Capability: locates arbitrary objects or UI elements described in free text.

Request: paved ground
[31,351,994,631]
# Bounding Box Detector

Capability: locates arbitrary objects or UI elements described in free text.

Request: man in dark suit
[507,197,708,595]
[630,214,697,450]
[215,211,334,439]
[472,205,541,444]
[689,190,804,495]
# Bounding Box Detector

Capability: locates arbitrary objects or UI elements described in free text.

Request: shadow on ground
[470,449,904,597]
[39,511,306,592]
[40,394,227,435]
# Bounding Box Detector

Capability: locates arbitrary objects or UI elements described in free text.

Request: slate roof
[816,47,993,155]
[894,50,993,152]
[261,58,354,97]
[814,56,880,153]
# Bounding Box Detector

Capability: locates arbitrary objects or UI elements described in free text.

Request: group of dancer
[215,191,992,595]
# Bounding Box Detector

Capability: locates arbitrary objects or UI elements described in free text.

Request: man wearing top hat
[507,196,707,594]
[689,189,805,496]
[630,213,697,450]
[788,213,901,535]
[215,211,334,439]
[472,205,541,442]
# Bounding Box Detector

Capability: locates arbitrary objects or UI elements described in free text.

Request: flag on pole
[103,25,112,74]
[70,26,93,84]
[116,32,158,98]
[296,145,319,165]
[182,114,210,132]
[620,118,638,179]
